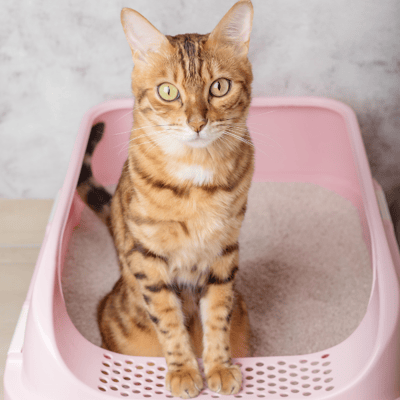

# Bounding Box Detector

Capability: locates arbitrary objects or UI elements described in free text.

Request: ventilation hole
[257,380,265,384]
[278,370,286,374]
[311,369,320,374]
[113,370,121,375]
[134,382,142,386]
[279,378,287,382]
[324,370,332,375]
[157,376,164,379]
[212,396,219,399]
[145,387,152,390]
[256,371,264,375]
[98,386,106,392]
[289,365,297,369]
[322,362,331,367]
[257,388,265,391]
[300,368,308,372]
[121,394,129,397]
[156,392,163,395]
[325,378,333,383]
[135,374,142,378]
[310,362,319,366]
[268,391,277,395]
[104,354,112,359]
[257,396,265,398]
[147,362,155,366]
[145,379,153,383]
[125,368,132,373]
[146,370,154,375]
[143,395,151,398]
[290,381,298,385]
[246,376,254,380]
[256,362,264,367]
[299,360,307,364]
[115,362,122,366]
[133,390,141,394]
[301,376,309,380]
[157,367,166,371]
[246,384,254,388]
[235,396,242,398]
[122,385,129,389]
[314,386,322,390]
[245,392,254,394]
[123,376,131,381]
[112,378,119,383]
[292,389,299,393]
[289,373,298,377]
[326,386,335,391]
[245,367,253,372]
[321,354,329,359]
[103,362,110,367]
[278,361,286,365]
[303,393,311,396]
[313,377,321,382]
[279,385,288,390]
[280,395,288,398]
[101,370,109,376]
[302,384,310,388]
[267,366,275,370]
[111,386,118,391]
[136,366,143,370]
[125,360,133,365]
[268,383,276,387]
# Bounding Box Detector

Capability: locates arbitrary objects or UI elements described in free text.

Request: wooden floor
[0,199,53,399]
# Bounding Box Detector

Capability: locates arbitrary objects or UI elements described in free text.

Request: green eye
[158,83,179,101]
[210,78,231,97]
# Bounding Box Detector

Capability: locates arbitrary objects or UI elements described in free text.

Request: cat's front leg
[200,254,242,395]
[134,273,204,398]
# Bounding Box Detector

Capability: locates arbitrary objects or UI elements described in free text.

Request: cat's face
[121,1,253,152]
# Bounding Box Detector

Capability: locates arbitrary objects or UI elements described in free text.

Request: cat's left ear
[121,8,172,62]
[207,0,254,57]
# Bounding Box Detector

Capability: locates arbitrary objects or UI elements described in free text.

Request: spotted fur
[77,1,254,398]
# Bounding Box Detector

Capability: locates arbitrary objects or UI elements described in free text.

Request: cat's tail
[77,122,112,227]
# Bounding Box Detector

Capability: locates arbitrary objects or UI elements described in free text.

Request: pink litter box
[4,97,400,399]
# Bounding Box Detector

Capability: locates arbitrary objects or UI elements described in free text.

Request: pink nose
[187,117,207,133]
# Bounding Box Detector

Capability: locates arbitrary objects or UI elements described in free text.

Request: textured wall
[1,0,399,198]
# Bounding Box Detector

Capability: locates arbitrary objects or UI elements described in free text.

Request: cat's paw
[206,364,242,395]
[166,367,204,399]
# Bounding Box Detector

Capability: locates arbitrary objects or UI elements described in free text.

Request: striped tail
[77,122,112,226]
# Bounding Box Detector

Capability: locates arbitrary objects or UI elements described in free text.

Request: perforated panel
[97,353,335,398]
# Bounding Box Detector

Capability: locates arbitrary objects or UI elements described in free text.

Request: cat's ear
[207,0,254,57]
[121,8,172,62]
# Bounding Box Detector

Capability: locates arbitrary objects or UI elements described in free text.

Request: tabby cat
[77,1,254,397]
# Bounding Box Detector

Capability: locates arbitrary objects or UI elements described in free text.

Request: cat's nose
[187,116,207,133]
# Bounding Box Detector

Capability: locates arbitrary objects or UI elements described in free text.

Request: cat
[77,0,254,397]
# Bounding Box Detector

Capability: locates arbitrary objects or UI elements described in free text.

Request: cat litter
[4,97,400,399]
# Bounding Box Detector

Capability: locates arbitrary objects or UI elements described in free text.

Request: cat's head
[121,0,253,152]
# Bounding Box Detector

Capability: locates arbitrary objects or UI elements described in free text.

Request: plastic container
[4,97,400,399]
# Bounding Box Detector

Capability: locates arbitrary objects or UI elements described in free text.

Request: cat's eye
[157,83,179,101]
[210,78,231,97]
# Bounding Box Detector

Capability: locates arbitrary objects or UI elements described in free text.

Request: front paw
[166,367,204,399]
[206,364,242,395]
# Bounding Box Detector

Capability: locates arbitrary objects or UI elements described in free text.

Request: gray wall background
[1,0,399,198]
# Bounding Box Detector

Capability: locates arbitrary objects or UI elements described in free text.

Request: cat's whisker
[222,130,271,157]
[114,104,142,122]
[114,123,176,136]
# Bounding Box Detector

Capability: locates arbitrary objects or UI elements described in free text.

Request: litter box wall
[4,97,400,399]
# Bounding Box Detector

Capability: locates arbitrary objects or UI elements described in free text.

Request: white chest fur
[172,164,214,186]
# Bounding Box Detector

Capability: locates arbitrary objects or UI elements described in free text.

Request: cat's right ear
[121,8,171,62]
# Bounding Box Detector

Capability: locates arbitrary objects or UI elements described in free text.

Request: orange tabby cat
[77,0,254,397]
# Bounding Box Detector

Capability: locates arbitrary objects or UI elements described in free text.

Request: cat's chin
[183,137,215,149]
